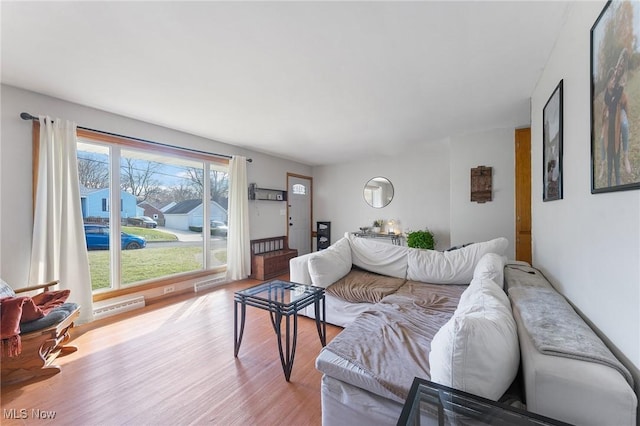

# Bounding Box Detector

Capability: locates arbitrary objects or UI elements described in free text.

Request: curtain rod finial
[20,112,36,121]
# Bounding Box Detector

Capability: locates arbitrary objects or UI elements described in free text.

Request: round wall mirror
[363,177,394,208]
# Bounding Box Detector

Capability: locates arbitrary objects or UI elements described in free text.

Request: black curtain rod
[20,112,252,163]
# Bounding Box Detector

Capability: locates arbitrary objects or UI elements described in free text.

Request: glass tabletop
[397,378,571,426]
[235,280,322,307]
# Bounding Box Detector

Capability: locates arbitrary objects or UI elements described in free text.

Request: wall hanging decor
[543,80,563,201]
[470,166,492,203]
[590,0,640,193]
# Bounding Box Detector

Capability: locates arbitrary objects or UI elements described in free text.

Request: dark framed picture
[543,80,563,201]
[591,0,640,193]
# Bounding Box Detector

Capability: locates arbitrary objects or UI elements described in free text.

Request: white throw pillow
[308,237,352,288]
[456,277,511,315]
[429,308,520,401]
[347,233,409,279]
[406,237,508,284]
[472,253,507,289]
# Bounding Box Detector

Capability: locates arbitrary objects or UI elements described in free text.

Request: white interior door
[288,175,312,255]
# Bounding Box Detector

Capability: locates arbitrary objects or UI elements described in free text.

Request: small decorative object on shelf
[387,219,396,234]
[248,183,287,201]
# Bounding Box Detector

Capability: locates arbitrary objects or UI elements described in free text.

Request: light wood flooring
[1,277,343,425]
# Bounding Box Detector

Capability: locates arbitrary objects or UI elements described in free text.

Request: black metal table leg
[314,295,327,346]
[234,299,246,357]
[274,310,299,382]
[234,281,325,382]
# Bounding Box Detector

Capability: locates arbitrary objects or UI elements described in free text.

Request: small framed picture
[276,193,283,201]
[543,80,563,202]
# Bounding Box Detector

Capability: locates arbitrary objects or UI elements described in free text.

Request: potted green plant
[406,229,435,250]
[372,219,384,233]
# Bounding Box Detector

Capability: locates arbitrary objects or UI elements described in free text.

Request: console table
[352,231,404,246]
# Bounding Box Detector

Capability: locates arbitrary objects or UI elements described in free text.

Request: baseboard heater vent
[194,276,227,292]
[93,296,145,320]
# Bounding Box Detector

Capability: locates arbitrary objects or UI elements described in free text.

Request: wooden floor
[1,277,343,425]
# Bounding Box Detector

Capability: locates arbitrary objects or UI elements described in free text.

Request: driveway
[161,226,203,242]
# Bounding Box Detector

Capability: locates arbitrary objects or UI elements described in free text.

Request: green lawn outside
[89,246,227,291]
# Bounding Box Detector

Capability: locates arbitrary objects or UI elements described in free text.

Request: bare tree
[120,158,162,203]
[77,154,109,189]
[169,184,200,203]
[211,170,229,206]
[185,167,205,198]
[185,167,229,205]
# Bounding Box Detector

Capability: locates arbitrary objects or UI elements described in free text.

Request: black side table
[234,280,326,381]
[397,378,572,426]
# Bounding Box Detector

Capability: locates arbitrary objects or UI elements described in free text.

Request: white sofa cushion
[406,237,508,284]
[429,279,519,400]
[308,237,352,288]
[457,277,511,314]
[472,253,507,289]
[347,233,409,279]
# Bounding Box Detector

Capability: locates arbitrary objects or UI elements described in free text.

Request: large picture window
[76,130,229,293]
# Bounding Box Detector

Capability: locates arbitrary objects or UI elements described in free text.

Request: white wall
[450,128,516,258]
[312,133,516,252]
[0,84,311,286]
[313,140,452,249]
[531,0,640,379]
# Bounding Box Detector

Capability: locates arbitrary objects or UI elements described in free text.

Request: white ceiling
[1,1,570,166]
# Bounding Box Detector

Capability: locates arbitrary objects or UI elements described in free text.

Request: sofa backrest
[346,233,409,279]
[406,237,508,284]
[291,235,510,289]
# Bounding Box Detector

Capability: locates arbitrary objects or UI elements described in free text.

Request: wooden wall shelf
[249,185,287,201]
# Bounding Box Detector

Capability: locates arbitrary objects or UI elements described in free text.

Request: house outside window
[77,132,229,294]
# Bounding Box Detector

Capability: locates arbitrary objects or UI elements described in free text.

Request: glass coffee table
[234,280,326,381]
[397,378,572,426]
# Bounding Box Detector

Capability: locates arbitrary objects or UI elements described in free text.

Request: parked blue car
[84,224,146,250]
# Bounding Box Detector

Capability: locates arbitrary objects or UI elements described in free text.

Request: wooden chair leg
[58,345,78,356]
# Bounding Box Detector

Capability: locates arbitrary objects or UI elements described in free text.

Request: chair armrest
[14,280,60,294]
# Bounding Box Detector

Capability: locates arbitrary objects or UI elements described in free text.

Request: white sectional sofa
[289,234,637,426]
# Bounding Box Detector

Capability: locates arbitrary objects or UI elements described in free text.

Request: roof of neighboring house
[79,185,137,199]
[164,199,228,215]
[79,184,93,197]
[138,201,164,215]
[159,201,177,212]
[164,199,203,215]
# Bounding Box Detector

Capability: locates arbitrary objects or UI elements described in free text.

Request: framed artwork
[591,0,640,193]
[543,80,563,201]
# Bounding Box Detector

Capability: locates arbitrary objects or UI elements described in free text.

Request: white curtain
[226,155,251,280]
[29,117,94,323]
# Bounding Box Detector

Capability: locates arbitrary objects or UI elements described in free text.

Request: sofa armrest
[514,307,637,426]
[289,252,318,285]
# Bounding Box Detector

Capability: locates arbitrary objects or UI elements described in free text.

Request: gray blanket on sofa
[324,282,466,400]
[506,265,633,387]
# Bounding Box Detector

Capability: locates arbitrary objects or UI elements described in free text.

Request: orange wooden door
[515,128,532,264]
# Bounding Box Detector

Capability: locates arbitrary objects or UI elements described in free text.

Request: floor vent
[93,296,145,320]
[194,276,227,292]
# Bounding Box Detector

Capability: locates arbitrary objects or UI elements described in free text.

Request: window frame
[32,122,230,302]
